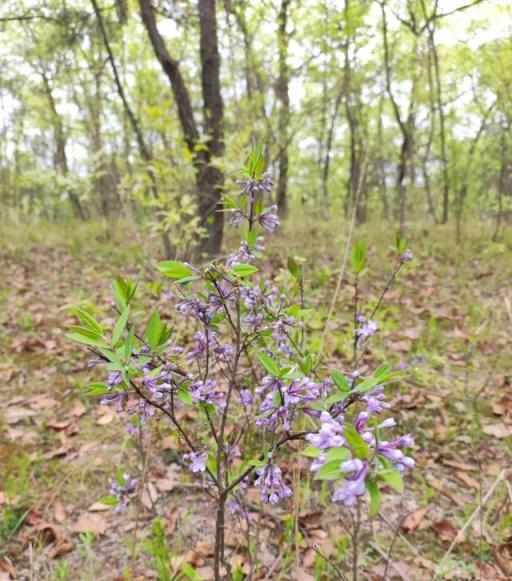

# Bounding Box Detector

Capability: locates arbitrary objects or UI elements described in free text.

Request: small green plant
[142,517,173,581]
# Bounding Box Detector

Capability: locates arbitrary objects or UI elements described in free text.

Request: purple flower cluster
[237,173,273,200]
[254,462,292,504]
[256,375,320,431]
[307,385,414,506]
[356,316,378,342]
[184,449,208,473]
[110,473,138,514]
[189,379,225,410]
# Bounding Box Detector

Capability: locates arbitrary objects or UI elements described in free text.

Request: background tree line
[0,0,511,254]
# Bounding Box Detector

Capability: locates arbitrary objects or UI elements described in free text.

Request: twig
[311,544,348,580]
[368,540,408,581]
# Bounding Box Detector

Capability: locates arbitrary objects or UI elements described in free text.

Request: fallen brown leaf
[4,407,36,424]
[432,520,458,543]
[482,424,512,439]
[454,470,480,490]
[401,507,429,533]
[72,513,107,535]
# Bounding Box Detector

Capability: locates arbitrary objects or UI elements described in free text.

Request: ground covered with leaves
[1,221,511,580]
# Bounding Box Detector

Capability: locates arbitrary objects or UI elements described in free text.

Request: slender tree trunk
[322,85,344,220]
[91,0,173,257]
[197,0,225,255]
[276,0,291,216]
[377,95,390,218]
[428,25,450,224]
[380,0,416,234]
[455,102,494,242]
[40,72,86,220]
[138,0,225,255]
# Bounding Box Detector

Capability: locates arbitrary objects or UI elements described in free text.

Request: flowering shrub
[68,145,414,579]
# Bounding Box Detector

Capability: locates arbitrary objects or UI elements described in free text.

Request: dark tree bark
[380,0,416,235]
[276,0,291,216]
[342,0,366,223]
[138,0,225,255]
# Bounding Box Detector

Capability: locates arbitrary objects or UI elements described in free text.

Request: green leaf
[351,241,367,274]
[257,352,281,377]
[325,447,351,462]
[331,371,350,392]
[85,382,109,396]
[67,326,109,349]
[314,460,342,481]
[112,277,129,309]
[246,230,257,249]
[395,233,407,253]
[124,327,135,362]
[99,495,119,507]
[366,477,381,518]
[287,257,301,278]
[344,427,370,460]
[181,563,204,581]
[378,467,404,493]
[112,306,130,345]
[156,260,193,280]
[145,311,163,349]
[177,386,193,405]
[302,446,322,458]
[71,307,102,334]
[248,458,266,467]
[231,263,259,278]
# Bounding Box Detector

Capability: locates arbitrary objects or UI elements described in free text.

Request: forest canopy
[0,0,511,253]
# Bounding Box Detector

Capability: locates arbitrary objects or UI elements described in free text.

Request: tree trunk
[276,0,291,216]
[40,72,86,220]
[138,0,225,255]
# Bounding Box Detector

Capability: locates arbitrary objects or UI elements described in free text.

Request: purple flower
[356,319,378,340]
[229,209,244,228]
[254,463,292,504]
[184,450,208,473]
[100,391,128,412]
[240,389,253,406]
[189,379,225,409]
[237,173,273,200]
[377,434,415,472]
[401,249,413,263]
[110,473,138,514]
[306,412,345,450]
[258,205,280,234]
[332,461,368,506]
[107,371,123,388]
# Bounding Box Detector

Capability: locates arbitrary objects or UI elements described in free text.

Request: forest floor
[0,219,511,581]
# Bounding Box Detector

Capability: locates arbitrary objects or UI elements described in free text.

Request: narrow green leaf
[344,427,370,460]
[112,306,130,345]
[67,327,109,349]
[302,446,322,458]
[231,263,259,278]
[124,327,135,362]
[314,460,342,481]
[331,371,351,392]
[156,260,193,280]
[325,447,351,462]
[257,352,281,377]
[71,307,102,334]
[145,311,163,349]
[366,477,381,518]
[378,467,404,494]
[177,386,193,405]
